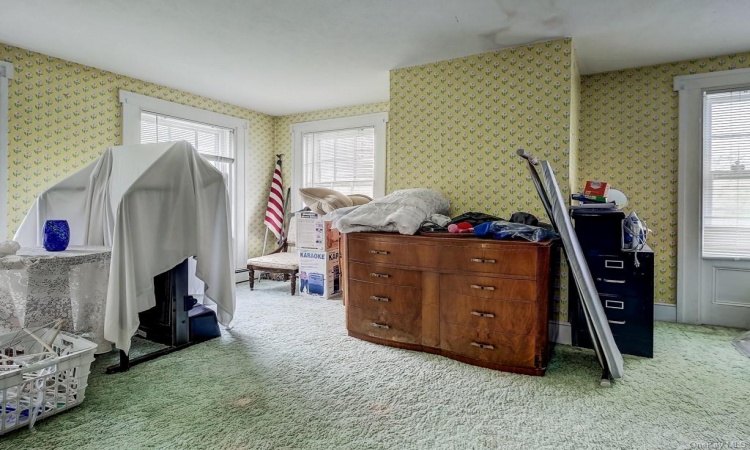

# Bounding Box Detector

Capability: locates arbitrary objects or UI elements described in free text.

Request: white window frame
[674,67,750,323]
[119,90,248,274]
[290,112,388,213]
[0,61,13,240]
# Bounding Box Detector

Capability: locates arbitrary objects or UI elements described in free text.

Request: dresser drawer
[440,295,538,335]
[347,305,421,345]
[440,274,539,302]
[440,322,538,369]
[435,245,540,278]
[346,235,437,269]
[347,280,421,316]
[347,261,421,287]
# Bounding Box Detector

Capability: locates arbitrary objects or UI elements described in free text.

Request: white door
[698,89,750,328]
[676,70,750,328]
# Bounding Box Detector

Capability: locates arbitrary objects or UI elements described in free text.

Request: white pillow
[298,187,353,215]
[348,194,372,206]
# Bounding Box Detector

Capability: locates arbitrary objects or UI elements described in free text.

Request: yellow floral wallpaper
[579,52,750,305]
[389,39,574,220]
[389,38,575,320]
[0,43,275,257]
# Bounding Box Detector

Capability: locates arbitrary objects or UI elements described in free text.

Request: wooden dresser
[342,232,554,376]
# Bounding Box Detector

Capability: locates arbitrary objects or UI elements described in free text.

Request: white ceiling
[2,0,750,116]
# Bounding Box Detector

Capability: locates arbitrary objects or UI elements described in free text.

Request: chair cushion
[247,252,299,270]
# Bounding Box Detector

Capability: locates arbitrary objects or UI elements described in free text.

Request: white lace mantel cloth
[0,246,112,354]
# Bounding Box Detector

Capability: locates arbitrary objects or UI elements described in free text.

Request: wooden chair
[247,215,298,294]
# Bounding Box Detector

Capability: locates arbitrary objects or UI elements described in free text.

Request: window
[0,61,13,240]
[119,90,247,273]
[139,112,238,231]
[702,89,750,258]
[291,113,387,212]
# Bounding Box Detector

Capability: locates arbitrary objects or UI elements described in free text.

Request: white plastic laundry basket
[0,328,97,434]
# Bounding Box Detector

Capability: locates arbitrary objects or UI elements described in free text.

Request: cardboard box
[296,211,341,251]
[298,249,341,299]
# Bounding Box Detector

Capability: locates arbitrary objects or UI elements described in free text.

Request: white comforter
[335,188,450,235]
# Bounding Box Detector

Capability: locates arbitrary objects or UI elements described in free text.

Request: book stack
[571,180,617,211]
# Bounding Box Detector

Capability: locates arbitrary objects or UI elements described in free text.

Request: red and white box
[583,180,609,201]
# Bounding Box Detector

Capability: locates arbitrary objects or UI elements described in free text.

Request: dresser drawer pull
[470,284,495,291]
[601,278,626,284]
[370,296,390,302]
[605,300,624,310]
[470,258,497,264]
[471,311,495,318]
[608,320,626,325]
[605,260,624,269]
[470,342,495,350]
[371,322,391,329]
[369,249,390,255]
[370,273,390,279]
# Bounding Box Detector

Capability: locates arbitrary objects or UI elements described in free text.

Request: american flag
[264,157,284,240]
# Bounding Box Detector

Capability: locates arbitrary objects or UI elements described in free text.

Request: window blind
[140,112,235,161]
[702,89,750,258]
[302,127,375,197]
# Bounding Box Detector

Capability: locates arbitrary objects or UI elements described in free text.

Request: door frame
[674,67,750,324]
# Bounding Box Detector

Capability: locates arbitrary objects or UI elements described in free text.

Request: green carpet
[1,281,748,450]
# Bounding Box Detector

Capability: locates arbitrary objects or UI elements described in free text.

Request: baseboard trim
[549,321,572,345]
[654,302,677,322]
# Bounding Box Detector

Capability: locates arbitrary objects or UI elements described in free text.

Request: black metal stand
[106,259,203,374]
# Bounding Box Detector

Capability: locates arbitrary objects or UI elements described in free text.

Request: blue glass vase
[43,220,70,252]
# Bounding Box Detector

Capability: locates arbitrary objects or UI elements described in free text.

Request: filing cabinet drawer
[439,294,538,335]
[347,280,421,316]
[571,291,654,358]
[347,306,421,345]
[573,325,653,358]
[599,294,653,339]
[586,251,654,298]
[440,274,539,302]
[348,261,422,288]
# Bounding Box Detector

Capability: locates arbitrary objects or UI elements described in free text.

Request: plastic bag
[474,220,558,242]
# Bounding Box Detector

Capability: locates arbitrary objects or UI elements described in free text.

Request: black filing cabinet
[569,210,654,358]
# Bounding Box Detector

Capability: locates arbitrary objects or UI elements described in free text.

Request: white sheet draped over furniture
[14,141,236,354]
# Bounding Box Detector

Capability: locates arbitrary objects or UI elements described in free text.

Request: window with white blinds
[120,90,247,273]
[702,89,750,258]
[301,127,375,197]
[291,112,387,213]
